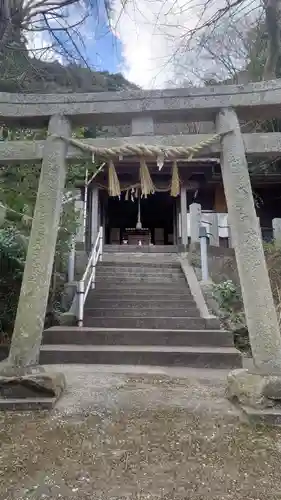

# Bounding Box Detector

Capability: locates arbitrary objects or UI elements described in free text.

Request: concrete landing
[1,365,281,499]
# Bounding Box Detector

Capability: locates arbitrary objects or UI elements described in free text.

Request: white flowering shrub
[212,280,241,313]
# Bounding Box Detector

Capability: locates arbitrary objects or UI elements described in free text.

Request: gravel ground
[1,365,281,500]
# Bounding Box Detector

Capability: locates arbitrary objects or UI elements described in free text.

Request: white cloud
[110,0,195,88]
[110,0,261,88]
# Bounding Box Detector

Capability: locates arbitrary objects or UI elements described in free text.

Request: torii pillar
[0,114,70,408]
[216,108,281,410]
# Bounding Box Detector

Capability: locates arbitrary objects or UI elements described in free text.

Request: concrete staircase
[41,254,241,368]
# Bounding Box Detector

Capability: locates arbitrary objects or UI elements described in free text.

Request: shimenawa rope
[53,132,221,162]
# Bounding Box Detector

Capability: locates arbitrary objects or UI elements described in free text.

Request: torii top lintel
[1,79,281,126]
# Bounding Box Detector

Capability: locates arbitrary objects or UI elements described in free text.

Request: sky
[26,0,260,89]
[26,1,123,73]
[109,0,260,87]
[110,0,205,87]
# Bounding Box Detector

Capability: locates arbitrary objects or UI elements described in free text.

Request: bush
[0,201,79,342]
[212,280,251,355]
[0,227,25,339]
[212,280,241,314]
[206,242,281,356]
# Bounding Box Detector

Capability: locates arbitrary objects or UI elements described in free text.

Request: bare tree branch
[22,0,81,26]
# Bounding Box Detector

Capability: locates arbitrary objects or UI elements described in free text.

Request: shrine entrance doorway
[105,191,177,245]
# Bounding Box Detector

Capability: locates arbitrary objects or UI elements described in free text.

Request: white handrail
[77,226,103,327]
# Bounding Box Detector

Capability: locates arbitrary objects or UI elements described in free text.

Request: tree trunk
[0,0,24,51]
[263,0,281,80]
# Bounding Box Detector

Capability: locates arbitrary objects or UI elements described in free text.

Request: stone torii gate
[1,80,281,411]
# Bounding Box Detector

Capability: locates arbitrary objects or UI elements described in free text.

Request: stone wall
[189,243,240,287]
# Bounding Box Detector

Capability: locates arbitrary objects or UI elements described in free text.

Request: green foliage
[0,144,83,336]
[0,164,40,228]
[0,55,137,94]
[0,226,26,268]
[0,227,26,336]
[212,280,241,314]
[212,280,250,354]
[0,119,110,336]
[211,243,281,356]
[0,193,80,337]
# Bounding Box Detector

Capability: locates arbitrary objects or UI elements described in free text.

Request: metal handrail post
[91,249,96,289]
[77,280,85,327]
[75,226,104,325]
[67,235,75,282]
[99,226,104,262]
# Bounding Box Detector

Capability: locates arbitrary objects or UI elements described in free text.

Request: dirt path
[1,366,281,499]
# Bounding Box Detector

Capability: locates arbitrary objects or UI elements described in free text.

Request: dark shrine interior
[104,191,176,245]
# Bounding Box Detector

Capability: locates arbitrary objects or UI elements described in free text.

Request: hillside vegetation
[0,45,137,94]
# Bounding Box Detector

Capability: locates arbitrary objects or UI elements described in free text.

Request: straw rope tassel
[139,157,155,198]
[170,160,180,197]
[108,159,121,197]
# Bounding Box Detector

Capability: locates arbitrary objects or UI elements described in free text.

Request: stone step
[84,307,200,318]
[102,257,180,265]
[103,252,179,259]
[84,298,197,309]
[87,292,195,301]
[97,266,183,272]
[96,273,186,286]
[95,277,185,284]
[40,344,241,369]
[96,272,184,279]
[99,262,181,269]
[98,261,181,267]
[93,291,193,299]
[43,327,234,347]
[94,283,190,291]
[104,245,179,253]
[82,316,220,330]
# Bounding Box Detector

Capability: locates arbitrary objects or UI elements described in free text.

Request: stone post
[189,203,201,243]
[273,218,281,244]
[4,114,71,376]
[208,212,219,246]
[216,108,281,374]
[75,194,85,244]
[180,187,188,248]
[227,219,233,248]
[91,185,99,246]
